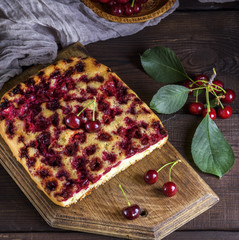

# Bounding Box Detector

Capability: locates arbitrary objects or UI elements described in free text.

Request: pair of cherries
[65,113,100,132]
[120,160,181,220]
[65,97,101,132]
[144,160,181,196]
[185,74,236,120]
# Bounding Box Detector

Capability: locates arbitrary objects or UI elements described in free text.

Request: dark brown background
[0,0,239,239]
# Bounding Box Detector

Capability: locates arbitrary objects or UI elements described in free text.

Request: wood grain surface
[1,231,239,240]
[0,42,218,240]
[0,0,238,239]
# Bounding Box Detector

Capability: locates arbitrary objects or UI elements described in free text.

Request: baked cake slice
[0,57,168,207]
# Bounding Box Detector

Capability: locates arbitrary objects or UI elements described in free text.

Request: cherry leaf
[204,97,218,109]
[193,89,203,97]
[191,114,235,178]
[150,85,190,114]
[140,46,189,83]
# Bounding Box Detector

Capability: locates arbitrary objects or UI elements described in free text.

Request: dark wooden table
[0,0,239,239]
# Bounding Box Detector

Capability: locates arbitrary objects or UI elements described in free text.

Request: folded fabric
[0,0,179,90]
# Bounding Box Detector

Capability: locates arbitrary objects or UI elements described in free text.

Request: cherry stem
[131,0,135,7]
[209,68,217,84]
[186,75,196,85]
[156,160,180,173]
[77,97,96,119]
[119,184,131,207]
[213,67,217,76]
[191,86,205,91]
[206,86,210,113]
[211,88,224,109]
[168,160,181,182]
[210,84,226,94]
[194,79,208,85]
[195,89,199,103]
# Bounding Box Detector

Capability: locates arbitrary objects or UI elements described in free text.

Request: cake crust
[0,57,168,207]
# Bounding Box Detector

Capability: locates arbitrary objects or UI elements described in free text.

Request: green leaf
[191,114,235,178]
[193,89,203,97]
[204,97,218,108]
[150,85,190,114]
[141,46,189,83]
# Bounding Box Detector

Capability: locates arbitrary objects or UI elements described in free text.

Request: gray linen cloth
[0,0,179,89]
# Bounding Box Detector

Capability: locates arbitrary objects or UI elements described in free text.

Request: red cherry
[122,204,140,220]
[124,3,133,15]
[65,113,81,129]
[111,4,124,16]
[37,132,51,146]
[188,102,204,115]
[195,74,209,86]
[99,0,110,3]
[132,2,141,13]
[108,0,117,6]
[162,182,177,197]
[144,170,158,184]
[137,0,147,3]
[117,0,129,3]
[221,89,236,103]
[217,105,232,119]
[183,79,194,95]
[212,79,224,94]
[202,108,217,120]
[85,120,101,133]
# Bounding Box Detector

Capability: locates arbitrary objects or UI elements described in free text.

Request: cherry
[85,120,101,133]
[183,79,194,95]
[76,96,100,132]
[161,160,180,197]
[124,3,133,16]
[66,97,99,131]
[37,132,51,146]
[144,170,158,184]
[65,113,81,129]
[137,0,147,3]
[221,89,236,103]
[162,182,177,197]
[117,0,129,3]
[188,102,204,115]
[195,74,209,86]
[212,79,224,94]
[122,204,141,220]
[144,160,181,187]
[119,184,140,220]
[107,0,117,6]
[202,108,217,120]
[111,4,124,16]
[217,105,232,119]
[93,0,143,16]
[132,2,141,13]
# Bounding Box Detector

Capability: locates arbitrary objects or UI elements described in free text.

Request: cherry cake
[0,57,168,207]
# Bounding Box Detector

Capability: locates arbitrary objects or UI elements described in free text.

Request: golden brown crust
[0,57,168,207]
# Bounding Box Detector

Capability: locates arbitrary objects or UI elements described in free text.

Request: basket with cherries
[92,0,148,17]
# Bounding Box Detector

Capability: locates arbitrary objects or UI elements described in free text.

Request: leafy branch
[141,46,235,178]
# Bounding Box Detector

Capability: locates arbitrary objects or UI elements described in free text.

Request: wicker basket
[81,0,176,23]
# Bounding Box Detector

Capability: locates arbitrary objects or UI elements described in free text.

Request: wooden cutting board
[0,42,219,240]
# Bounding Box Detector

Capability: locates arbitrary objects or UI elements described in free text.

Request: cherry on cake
[0,57,168,207]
